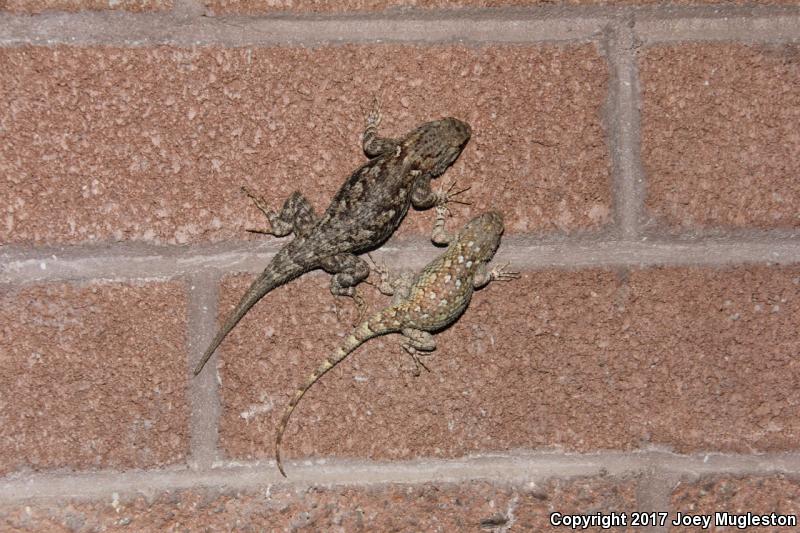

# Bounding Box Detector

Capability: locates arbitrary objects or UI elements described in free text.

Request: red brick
[0,476,637,531]
[641,44,800,230]
[671,475,800,532]
[216,265,799,463]
[0,44,609,245]
[0,281,189,475]
[1,0,171,12]
[624,267,800,453]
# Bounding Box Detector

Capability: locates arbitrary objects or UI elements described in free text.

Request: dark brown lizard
[193,106,471,375]
[274,208,518,476]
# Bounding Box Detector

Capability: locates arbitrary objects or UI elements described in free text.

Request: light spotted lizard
[274,208,518,476]
[194,104,471,375]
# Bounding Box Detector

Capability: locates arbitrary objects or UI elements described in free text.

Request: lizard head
[407,118,471,177]
[458,211,505,263]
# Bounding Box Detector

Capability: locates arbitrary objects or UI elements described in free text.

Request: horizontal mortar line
[0,10,610,46]
[2,450,800,503]
[630,1,800,44]
[1,4,799,47]
[636,13,800,44]
[2,237,800,284]
[497,237,800,270]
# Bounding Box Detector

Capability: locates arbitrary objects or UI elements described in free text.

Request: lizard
[274,208,519,477]
[193,104,471,376]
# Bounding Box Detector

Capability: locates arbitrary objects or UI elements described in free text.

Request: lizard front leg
[322,253,371,296]
[412,177,470,245]
[400,328,437,377]
[362,96,399,158]
[243,188,318,239]
[472,262,520,289]
[412,175,471,210]
[410,174,438,210]
[431,204,454,245]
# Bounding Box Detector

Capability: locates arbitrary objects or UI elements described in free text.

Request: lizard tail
[193,253,304,376]
[275,310,398,477]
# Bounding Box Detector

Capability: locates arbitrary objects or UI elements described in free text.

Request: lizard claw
[241,186,265,207]
[490,262,520,282]
[367,253,388,278]
[242,186,279,236]
[245,227,276,235]
[435,179,472,210]
[402,345,431,377]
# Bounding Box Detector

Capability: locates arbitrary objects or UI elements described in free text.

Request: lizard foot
[490,262,521,282]
[401,345,431,377]
[366,253,395,296]
[435,179,471,213]
[361,90,398,158]
[241,186,279,236]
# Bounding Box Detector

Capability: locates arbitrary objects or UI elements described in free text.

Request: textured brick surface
[671,476,800,532]
[0,282,188,475]
[204,0,800,14]
[0,476,636,531]
[217,265,799,463]
[641,44,800,231]
[0,44,609,246]
[1,0,171,12]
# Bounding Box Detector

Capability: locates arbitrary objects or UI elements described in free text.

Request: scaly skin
[194,108,471,376]
[274,209,518,477]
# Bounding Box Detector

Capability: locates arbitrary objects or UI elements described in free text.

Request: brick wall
[1,1,799,531]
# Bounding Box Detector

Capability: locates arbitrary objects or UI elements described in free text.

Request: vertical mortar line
[635,466,681,533]
[187,270,221,470]
[604,15,646,241]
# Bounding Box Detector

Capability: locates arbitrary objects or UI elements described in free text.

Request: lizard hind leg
[322,253,370,296]
[243,187,318,238]
[400,328,437,377]
[321,253,371,322]
[426,180,471,245]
